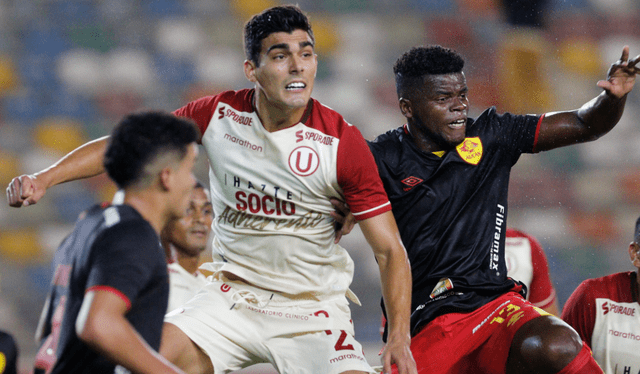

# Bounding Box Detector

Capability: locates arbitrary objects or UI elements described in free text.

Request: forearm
[36,136,109,188]
[575,90,627,138]
[378,246,413,343]
[80,315,183,374]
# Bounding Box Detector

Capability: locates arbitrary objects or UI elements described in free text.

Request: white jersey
[562,272,640,374]
[174,89,390,300]
[505,228,556,309]
[166,262,207,312]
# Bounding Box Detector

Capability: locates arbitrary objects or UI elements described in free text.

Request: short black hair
[104,111,199,189]
[394,45,465,97]
[244,5,314,65]
[634,215,640,243]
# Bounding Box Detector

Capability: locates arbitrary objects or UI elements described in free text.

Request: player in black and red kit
[368,45,639,373]
[33,112,198,374]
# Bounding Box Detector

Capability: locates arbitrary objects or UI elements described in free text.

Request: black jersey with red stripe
[35,204,168,374]
[369,107,542,336]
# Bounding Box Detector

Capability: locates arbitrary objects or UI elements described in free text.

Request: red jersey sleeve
[173,95,218,141]
[336,124,391,221]
[561,280,596,348]
[527,234,557,309]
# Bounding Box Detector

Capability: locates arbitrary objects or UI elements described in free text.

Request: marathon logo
[602,301,636,316]
[608,329,640,341]
[218,106,253,126]
[456,137,483,165]
[224,133,263,153]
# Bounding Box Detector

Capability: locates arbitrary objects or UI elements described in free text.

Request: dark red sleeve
[527,234,557,309]
[336,124,391,221]
[561,280,596,348]
[173,96,218,141]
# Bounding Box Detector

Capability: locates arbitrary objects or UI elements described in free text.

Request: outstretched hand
[6,174,47,208]
[597,45,640,98]
[330,198,356,244]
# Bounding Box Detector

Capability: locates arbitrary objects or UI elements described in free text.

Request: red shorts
[393,292,550,374]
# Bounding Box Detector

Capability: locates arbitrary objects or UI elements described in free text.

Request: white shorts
[164,273,374,374]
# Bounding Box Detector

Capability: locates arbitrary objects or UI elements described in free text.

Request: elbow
[76,312,109,347]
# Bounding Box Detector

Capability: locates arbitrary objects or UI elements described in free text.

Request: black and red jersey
[34,204,168,374]
[369,107,542,336]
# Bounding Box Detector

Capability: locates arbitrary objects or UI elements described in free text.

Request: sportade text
[296,129,334,145]
[219,106,253,126]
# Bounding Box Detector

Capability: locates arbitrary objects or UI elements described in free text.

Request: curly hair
[244,5,314,65]
[394,45,465,97]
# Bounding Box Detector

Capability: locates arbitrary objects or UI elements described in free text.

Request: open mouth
[286,82,306,91]
[449,119,466,129]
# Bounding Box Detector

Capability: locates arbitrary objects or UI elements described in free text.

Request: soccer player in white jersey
[505,228,560,315]
[561,215,640,374]
[162,181,212,313]
[6,5,416,374]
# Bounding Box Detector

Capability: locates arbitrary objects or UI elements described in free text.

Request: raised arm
[6,136,109,207]
[359,211,416,374]
[535,46,640,152]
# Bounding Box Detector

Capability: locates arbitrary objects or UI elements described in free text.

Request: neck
[254,90,308,132]
[123,190,170,235]
[406,124,442,154]
[172,247,201,274]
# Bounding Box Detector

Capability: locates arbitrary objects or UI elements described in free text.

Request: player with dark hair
[162,181,212,312]
[32,111,198,374]
[561,215,640,373]
[7,5,416,374]
[365,44,638,373]
[506,228,559,315]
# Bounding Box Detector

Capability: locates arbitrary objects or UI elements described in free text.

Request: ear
[399,97,412,119]
[244,59,257,83]
[159,166,173,192]
[629,242,640,268]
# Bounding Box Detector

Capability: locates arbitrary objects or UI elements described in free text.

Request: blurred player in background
[367,44,639,373]
[561,215,640,374]
[505,228,559,315]
[0,330,18,374]
[162,181,212,313]
[6,5,416,374]
[32,111,198,374]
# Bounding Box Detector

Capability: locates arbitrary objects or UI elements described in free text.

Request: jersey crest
[456,137,483,165]
[288,146,320,176]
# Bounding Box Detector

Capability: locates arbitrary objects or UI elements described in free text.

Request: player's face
[170,143,199,220]
[165,187,213,256]
[404,72,469,151]
[245,29,317,110]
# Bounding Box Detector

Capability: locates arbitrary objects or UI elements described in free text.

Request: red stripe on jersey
[86,285,132,311]
[302,102,391,220]
[531,114,545,153]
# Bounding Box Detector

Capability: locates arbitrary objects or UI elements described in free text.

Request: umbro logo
[402,176,423,191]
